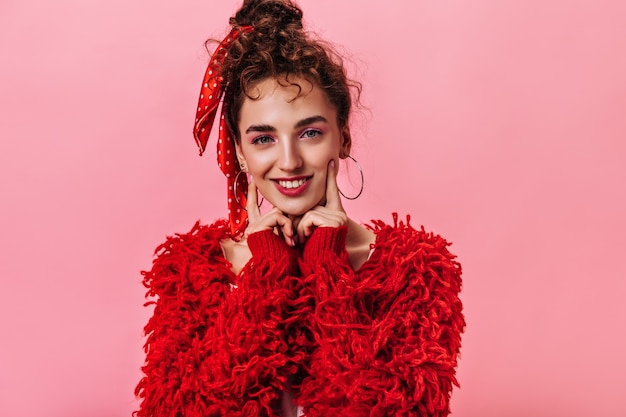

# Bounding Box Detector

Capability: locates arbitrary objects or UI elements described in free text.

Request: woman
[135,1,465,416]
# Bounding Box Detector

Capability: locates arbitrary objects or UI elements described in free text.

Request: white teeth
[278,178,307,189]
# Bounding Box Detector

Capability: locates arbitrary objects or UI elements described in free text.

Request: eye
[301,129,321,139]
[251,135,274,145]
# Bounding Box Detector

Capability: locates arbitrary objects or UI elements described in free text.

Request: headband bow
[193,25,253,238]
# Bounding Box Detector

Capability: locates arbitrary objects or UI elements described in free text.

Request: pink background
[1,0,625,416]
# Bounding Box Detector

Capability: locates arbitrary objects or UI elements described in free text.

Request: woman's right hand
[243,180,295,247]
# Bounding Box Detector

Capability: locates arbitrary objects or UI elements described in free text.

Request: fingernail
[330,160,335,168]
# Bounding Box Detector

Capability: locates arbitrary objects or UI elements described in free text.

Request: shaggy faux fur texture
[135,214,465,417]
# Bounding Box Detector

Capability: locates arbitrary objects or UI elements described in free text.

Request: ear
[235,143,247,170]
[339,126,352,158]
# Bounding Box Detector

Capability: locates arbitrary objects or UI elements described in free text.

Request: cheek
[311,145,339,168]
[244,156,274,184]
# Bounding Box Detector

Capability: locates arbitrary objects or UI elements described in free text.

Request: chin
[273,204,312,217]
[266,197,323,218]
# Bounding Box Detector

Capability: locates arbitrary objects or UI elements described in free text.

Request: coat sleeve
[134,222,235,417]
[134,219,245,417]
[296,216,465,417]
[134,224,308,417]
[134,224,301,417]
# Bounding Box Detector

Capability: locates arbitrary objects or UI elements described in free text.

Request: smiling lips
[273,176,312,196]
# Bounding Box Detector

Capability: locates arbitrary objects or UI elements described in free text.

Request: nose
[277,140,303,172]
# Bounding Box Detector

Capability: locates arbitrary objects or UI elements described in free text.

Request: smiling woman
[134,1,465,416]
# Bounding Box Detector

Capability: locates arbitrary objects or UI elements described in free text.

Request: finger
[245,207,294,246]
[295,211,323,243]
[246,178,260,222]
[296,206,347,242]
[300,217,315,240]
[274,213,295,246]
[262,207,294,246]
[325,159,343,211]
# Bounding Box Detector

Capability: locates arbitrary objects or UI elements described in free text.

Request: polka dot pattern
[192,25,253,237]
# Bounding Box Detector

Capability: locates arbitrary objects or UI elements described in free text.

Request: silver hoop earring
[338,155,364,200]
[233,171,264,210]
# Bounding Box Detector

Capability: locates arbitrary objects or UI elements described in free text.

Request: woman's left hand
[294,159,347,245]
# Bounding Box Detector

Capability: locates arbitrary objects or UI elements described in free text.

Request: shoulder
[151,219,230,258]
[368,213,457,255]
[143,219,233,296]
[137,220,234,416]
[365,213,461,283]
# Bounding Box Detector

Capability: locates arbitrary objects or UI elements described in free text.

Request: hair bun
[230,0,303,32]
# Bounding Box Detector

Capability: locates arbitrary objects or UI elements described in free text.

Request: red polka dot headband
[193,26,253,237]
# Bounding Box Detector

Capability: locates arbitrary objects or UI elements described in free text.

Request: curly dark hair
[207,0,361,143]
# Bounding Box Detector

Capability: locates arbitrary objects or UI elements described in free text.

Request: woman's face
[236,76,351,217]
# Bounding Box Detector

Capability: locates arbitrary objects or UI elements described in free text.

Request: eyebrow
[244,115,328,134]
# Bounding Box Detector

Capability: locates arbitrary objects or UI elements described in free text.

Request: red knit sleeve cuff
[247,230,299,275]
[302,226,348,262]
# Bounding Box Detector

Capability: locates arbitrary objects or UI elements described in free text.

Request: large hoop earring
[233,171,264,210]
[338,155,364,200]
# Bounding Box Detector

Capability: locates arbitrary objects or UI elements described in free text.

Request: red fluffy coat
[135,214,465,416]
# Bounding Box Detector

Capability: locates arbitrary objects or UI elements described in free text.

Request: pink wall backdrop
[1,0,625,416]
